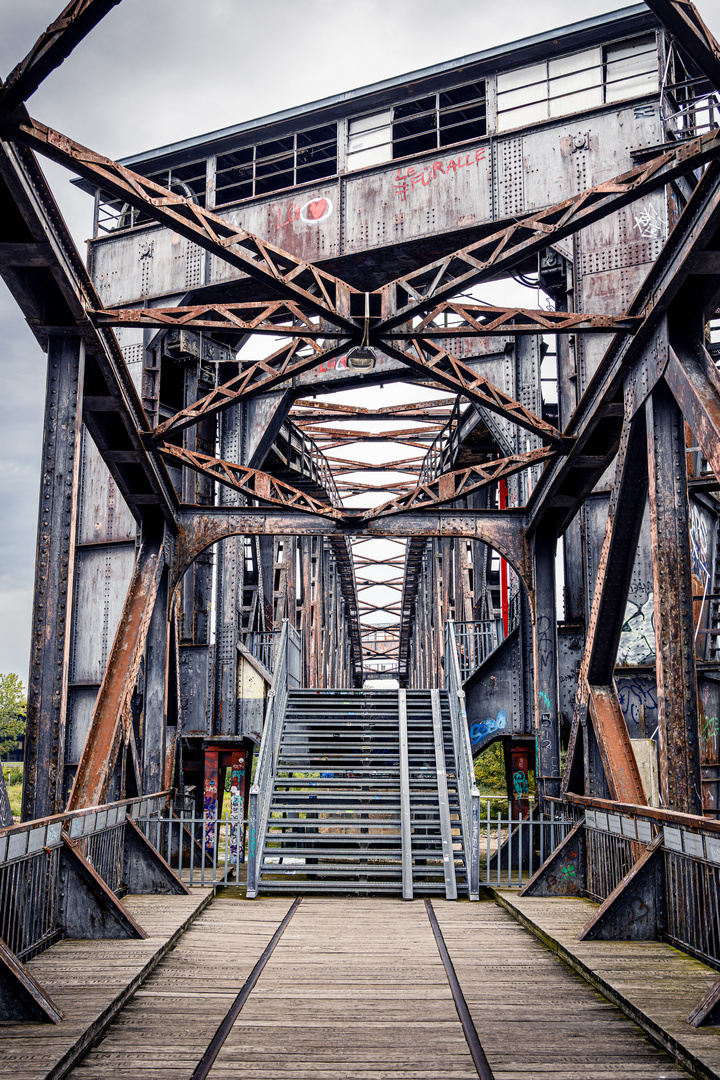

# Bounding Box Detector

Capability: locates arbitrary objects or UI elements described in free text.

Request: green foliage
[0,673,26,759]
[4,778,22,818]
[473,740,506,795]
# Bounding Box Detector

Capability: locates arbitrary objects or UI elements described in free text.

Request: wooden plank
[0,890,213,1079]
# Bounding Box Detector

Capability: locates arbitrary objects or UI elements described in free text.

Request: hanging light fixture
[347,292,376,370]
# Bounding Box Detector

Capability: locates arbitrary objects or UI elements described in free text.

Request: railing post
[445,620,480,900]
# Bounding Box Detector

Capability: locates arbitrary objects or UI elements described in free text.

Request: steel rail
[189,896,302,1080]
[425,899,495,1079]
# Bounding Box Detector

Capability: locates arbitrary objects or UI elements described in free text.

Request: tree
[474,740,506,793]
[0,673,26,758]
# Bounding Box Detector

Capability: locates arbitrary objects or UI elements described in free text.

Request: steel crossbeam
[0,0,123,114]
[376,129,720,330]
[365,447,556,518]
[10,117,362,330]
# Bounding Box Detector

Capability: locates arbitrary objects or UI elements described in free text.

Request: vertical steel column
[142,567,169,793]
[533,529,561,804]
[23,335,85,819]
[213,403,243,736]
[646,380,702,813]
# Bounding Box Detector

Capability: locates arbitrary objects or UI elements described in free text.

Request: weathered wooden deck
[2,891,700,1080]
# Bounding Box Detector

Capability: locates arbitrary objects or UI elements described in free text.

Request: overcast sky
[2,0,720,682]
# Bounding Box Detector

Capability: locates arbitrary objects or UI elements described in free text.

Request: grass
[2,765,22,818]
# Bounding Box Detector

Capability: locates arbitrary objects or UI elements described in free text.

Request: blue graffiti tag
[513,770,529,797]
[470,710,508,746]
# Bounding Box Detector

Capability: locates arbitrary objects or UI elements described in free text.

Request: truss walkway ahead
[7,891,691,1080]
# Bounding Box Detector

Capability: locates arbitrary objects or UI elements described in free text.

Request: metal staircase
[246,677,479,897]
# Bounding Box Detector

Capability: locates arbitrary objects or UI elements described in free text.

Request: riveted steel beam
[367,446,555,518]
[161,444,342,520]
[0,0,122,114]
[529,159,720,535]
[67,530,166,809]
[377,129,720,330]
[152,339,350,441]
[11,117,362,330]
[646,380,703,814]
[380,339,569,449]
[646,0,720,93]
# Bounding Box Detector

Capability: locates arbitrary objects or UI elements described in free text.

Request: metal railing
[477,797,574,889]
[571,796,720,970]
[445,620,481,899]
[454,619,505,681]
[246,619,301,898]
[134,799,248,888]
[0,792,168,962]
[244,630,281,674]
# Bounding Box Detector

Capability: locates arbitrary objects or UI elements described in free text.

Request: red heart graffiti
[307,198,328,220]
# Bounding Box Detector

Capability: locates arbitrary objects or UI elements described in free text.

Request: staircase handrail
[444,619,480,899]
[247,618,294,897]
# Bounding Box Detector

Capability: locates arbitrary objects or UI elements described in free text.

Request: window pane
[549,47,603,118]
[605,34,658,103]
[439,82,486,146]
[296,124,337,183]
[393,95,437,157]
[216,148,253,206]
[497,62,548,131]
[348,110,392,169]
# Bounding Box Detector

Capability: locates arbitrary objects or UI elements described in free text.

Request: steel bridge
[3,0,720,1076]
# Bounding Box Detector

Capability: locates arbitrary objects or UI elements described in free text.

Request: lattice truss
[3,0,720,679]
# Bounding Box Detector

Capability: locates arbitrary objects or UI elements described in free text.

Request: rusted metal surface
[587,687,647,806]
[368,447,555,518]
[161,445,341,519]
[533,531,561,804]
[22,336,84,819]
[11,117,362,329]
[173,506,531,591]
[665,342,720,482]
[68,532,166,809]
[380,340,570,449]
[646,382,703,814]
[646,0,720,93]
[153,339,349,441]
[91,300,640,339]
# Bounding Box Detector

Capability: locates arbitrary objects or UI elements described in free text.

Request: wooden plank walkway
[434,897,690,1079]
[58,894,695,1080]
[211,897,478,1079]
[0,889,212,1080]
[493,889,720,1080]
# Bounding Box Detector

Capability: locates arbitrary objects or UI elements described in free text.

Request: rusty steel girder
[67,530,165,810]
[0,0,122,114]
[646,0,720,92]
[160,444,342,519]
[366,447,556,519]
[89,300,326,337]
[152,338,350,441]
[380,339,568,448]
[90,300,640,340]
[387,303,642,338]
[377,128,720,330]
[11,118,363,330]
